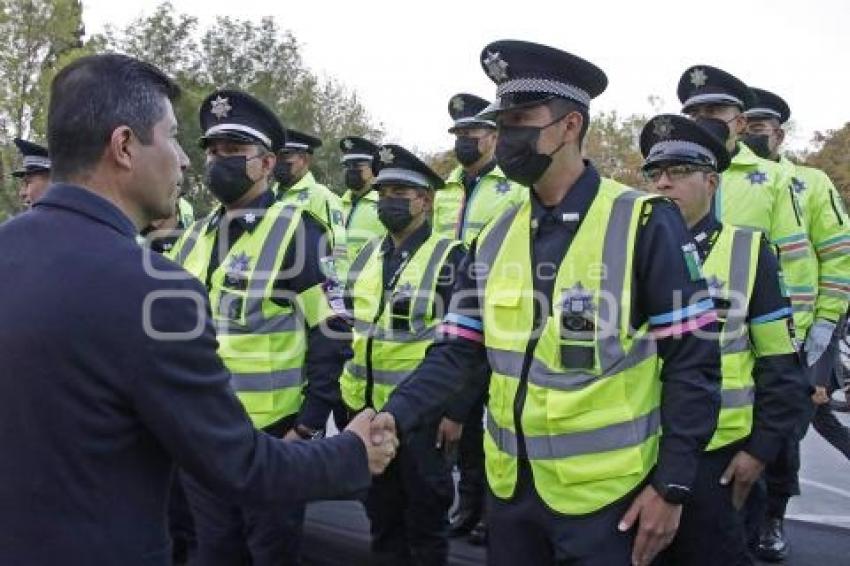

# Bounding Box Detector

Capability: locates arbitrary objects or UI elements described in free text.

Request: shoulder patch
[681,242,705,281]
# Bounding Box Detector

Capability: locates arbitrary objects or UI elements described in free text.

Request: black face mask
[741,133,772,160]
[345,168,367,192]
[204,156,256,205]
[378,196,414,233]
[454,136,482,166]
[496,114,567,187]
[273,161,296,187]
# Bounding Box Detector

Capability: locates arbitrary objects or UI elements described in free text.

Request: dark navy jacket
[0,184,370,565]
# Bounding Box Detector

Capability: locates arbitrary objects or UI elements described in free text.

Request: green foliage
[97,3,381,216]
[0,0,86,219]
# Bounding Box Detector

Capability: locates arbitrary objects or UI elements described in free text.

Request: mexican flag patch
[681,243,704,282]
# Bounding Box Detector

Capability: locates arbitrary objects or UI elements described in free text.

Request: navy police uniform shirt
[202,189,351,431]
[384,162,723,494]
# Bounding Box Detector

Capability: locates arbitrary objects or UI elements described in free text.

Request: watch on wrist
[655,482,690,505]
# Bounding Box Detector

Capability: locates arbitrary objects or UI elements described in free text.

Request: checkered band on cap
[496,77,592,107]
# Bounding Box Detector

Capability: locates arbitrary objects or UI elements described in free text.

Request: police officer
[168,90,351,566]
[639,114,810,565]
[371,40,723,566]
[676,67,812,341]
[273,128,349,278]
[12,138,51,208]
[341,143,467,565]
[434,93,526,244]
[339,135,385,279]
[435,93,527,544]
[742,87,850,560]
[141,196,195,254]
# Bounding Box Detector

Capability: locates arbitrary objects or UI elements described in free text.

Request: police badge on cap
[12,138,50,178]
[677,65,755,114]
[640,114,731,173]
[199,90,286,151]
[477,40,608,117]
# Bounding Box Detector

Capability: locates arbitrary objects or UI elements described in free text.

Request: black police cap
[282,129,322,154]
[745,87,791,124]
[12,138,50,177]
[372,144,444,191]
[677,65,755,113]
[478,40,607,117]
[339,136,379,164]
[199,89,286,151]
[640,114,731,173]
[447,93,496,133]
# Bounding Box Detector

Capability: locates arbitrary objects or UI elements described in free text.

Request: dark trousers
[456,390,487,514]
[487,463,636,566]
[653,443,752,566]
[365,418,454,566]
[811,370,850,460]
[182,415,305,566]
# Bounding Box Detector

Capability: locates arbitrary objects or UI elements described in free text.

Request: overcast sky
[82,0,848,154]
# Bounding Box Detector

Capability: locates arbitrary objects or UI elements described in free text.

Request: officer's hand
[720,450,765,510]
[812,385,830,405]
[370,411,398,447]
[805,319,837,367]
[435,417,463,452]
[345,409,398,475]
[618,485,682,566]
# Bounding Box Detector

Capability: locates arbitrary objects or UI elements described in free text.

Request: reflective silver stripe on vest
[217,207,301,333]
[487,335,656,391]
[721,229,755,355]
[410,239,456,334]
[347,238,382,288]
[721,387,754,409]
[344,362,412,387]
[486,408,660,460]
[477,192,650,383]
[351,238,456,342]
[596,191,644,369]
[352,319,437,343]
[173,218,209,266]
[230,368,304,392]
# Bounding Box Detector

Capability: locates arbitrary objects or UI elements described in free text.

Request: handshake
[344,409,400,475]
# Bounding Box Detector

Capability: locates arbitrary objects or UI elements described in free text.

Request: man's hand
[435,417,463,452]
[812,385,830,405]
[618,485,682,566]
[720,450,765,510]
[345,409,398,475]
[282,429,300,442]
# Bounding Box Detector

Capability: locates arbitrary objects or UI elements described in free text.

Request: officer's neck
[226,181,268,211]
[390,215,426,248]
[463,153,494,179]
[726,134,738,154]
[534,152,585,207]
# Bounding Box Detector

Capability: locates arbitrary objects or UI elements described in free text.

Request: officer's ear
[706,171,721,196]
[731,112,748,138]
[419,188,434,214]
[261,149,277,176]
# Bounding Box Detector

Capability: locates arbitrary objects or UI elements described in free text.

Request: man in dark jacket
[0,53,396,566]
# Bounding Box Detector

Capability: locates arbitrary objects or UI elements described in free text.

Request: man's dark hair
[548,97,590,147]
[47,54,181,180]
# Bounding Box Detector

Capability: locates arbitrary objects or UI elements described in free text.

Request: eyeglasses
[643,163,712,182]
